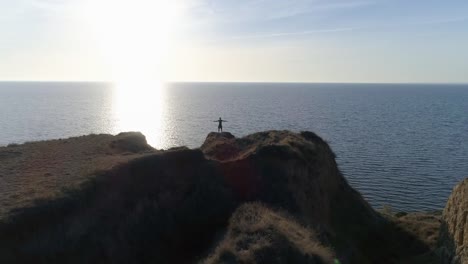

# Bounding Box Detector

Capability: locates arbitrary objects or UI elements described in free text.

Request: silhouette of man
[214,117,227,132]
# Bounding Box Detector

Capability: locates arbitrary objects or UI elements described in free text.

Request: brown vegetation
[0,130,445,263]
[0,132,154,219]
[379,209,442,263]
[438,178,468,264]
[203,203,335,264]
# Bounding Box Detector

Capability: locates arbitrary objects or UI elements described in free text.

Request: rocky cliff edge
[0,131,442,263]
[439,178,468,264]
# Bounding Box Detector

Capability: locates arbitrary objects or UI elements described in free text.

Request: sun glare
[84,0,181,81]
[112,80,166,147]
[82,0,182,147]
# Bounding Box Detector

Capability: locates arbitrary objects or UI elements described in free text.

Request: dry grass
[438,178,468,264]
[378,209,442,263]
[203,203,335,264]
[394,212,441,250]
[0,130,444,264]
[201,131,324,162]
[203,130,441,263]
[379,205,442,250]
[0,146,237,263]
[0,132,154,219]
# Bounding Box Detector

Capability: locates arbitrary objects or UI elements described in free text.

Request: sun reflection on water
[112,80,166,148]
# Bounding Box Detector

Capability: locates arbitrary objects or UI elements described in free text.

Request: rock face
[0,130,436,263]
[439,178,468,264]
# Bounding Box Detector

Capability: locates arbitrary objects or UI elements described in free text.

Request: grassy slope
[0,131,442,263]
[203,203,335,264]
[0,132,154,219]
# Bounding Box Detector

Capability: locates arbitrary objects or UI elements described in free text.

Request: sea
[1,82,467,212]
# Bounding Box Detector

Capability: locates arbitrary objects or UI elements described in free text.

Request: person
[214,117,227,132]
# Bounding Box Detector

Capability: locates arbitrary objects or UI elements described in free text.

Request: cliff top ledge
[0,130,451,263]
[201,130,329,162]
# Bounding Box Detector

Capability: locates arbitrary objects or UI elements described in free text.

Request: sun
[83,0,182,83]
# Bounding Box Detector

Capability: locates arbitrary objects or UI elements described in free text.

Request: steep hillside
[0,130,437,263]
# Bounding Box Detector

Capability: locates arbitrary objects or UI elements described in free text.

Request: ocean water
[1,82,467,211]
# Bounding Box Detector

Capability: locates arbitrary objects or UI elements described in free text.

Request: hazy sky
[1,0,468,83]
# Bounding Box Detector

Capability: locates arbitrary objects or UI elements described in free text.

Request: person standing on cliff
[214,117,227,132]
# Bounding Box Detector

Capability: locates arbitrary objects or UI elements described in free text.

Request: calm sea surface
[1,82,467,211]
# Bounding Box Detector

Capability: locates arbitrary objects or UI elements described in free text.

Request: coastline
[0,131,465,263]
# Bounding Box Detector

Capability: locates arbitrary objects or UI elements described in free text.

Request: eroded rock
[439,178,468,264]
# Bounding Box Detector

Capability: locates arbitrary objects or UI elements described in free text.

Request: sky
[0,0,468,83]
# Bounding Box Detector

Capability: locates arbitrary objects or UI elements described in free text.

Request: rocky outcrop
[439,178,468,264]
[0,130,437,263]
[201,131,385,263]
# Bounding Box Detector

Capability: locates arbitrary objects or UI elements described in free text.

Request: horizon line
[0,80,467,85]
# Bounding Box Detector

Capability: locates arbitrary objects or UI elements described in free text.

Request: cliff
[439,178,468,264]
[0,131,441,263]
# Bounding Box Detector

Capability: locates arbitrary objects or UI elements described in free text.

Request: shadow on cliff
[0,131,438,263]
[438,221,457,264]
[0,148,238,263]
